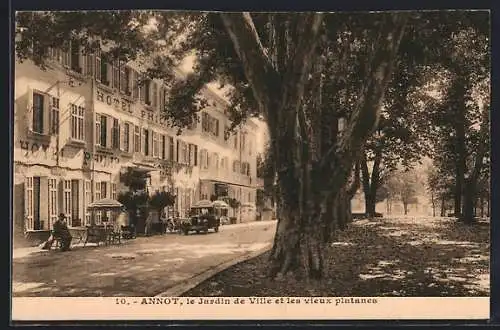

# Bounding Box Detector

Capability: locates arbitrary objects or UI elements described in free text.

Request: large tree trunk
[451,74,468,218]
[361,147,382,218]
[431,192,436,217]
[461,104,489,224]
[440,195,446,217]
[221,12,408,279]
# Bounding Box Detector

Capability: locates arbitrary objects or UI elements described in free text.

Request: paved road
[12,221,277,297]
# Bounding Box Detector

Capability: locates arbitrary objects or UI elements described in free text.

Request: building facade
[13,45,261,245]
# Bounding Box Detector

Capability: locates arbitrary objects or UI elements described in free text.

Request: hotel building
[13,44,261,246]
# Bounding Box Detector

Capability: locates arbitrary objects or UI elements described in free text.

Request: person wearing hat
[52,213,73,251]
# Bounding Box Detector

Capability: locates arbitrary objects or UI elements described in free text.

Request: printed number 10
[116,298,127,305]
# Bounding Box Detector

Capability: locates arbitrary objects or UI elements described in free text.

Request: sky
[179,54,269,155]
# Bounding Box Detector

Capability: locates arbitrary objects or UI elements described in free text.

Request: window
[233,160,240,173]
[180,141,188,164]
[204,150,209,169]
[168,136,174,160]
[188,144,198,166]
[100,182,107,199]
[121,65,131,94]
[112,61,120,89]
[143,129,149,156]
[32,92,44,134]
[48,178,58,229]
[84,52,94,76]
[132,70,139,99]
[159,87,165,111]
[202,113,209,132]
[233,134,238,149]
[153,131,159,158]
[241,133,246,151]
[94,182,102,224]
[112,118,120,149]
[134,125,140,152]
[50,97,59,135]
[70,103,85,141]
[70,180,81,227]
[100,115,107,147]
[201,112,219,137]
[70,41,81,73]
[63,180,72,218]
[161,135,166,159]
[152,82,158,108]
[145,80,151,105]
[111,183,117,200]
[95,115,101,146]
[224,125,230,141]
[24,177,34,230]
[123,123,130,152]
[84,180,92,226]
[97,51,109,85]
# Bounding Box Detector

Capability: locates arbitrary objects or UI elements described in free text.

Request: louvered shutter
[26,87,33,132]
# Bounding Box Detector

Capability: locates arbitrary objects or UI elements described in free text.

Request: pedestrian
[52,213,73,251]
[145,212,153,236]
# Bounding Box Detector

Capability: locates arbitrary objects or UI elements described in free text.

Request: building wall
[14,50,262,242]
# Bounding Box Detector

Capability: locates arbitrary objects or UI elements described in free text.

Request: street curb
[155,243,272,297]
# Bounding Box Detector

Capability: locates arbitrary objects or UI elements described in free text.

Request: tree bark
[461,104,489,224]
[361,147,382,217]
[440,195,446,217]
[222,12,408,279]
[451,74,468,218]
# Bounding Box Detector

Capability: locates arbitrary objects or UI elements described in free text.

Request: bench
[84,226,109,247]
[121,226,136,239]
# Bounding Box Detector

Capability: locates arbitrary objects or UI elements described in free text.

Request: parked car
[180,200,229,235]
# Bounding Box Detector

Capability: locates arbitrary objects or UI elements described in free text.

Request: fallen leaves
[183,216,490,297]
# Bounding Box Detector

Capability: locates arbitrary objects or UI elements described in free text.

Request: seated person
[52,213,73,251]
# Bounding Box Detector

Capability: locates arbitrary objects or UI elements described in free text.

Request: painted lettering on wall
[96,89,133,114]
[19,140,60,159]
[83,151,120,167]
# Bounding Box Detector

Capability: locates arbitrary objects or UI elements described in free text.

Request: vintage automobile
[180,200,229,235]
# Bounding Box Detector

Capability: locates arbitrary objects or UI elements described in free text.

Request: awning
[191,199,213,208]
[212,200,229,209]
[88,198,123,210]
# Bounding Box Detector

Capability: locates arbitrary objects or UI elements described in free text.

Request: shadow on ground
[12,235,271,297]
[183,217,489,297]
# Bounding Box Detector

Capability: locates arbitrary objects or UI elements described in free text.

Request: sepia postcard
[11,9,491,322]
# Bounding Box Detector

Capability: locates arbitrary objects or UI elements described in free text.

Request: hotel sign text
[95,88,133,114]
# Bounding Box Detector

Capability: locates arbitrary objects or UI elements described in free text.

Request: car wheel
[214,226,219,233]
[183,229,189,235]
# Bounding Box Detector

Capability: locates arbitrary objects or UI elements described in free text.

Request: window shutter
[119,121,125,151]
[152,82,158,109]
[26,87,34,132]
[128,124,134,153]
[175,140,180,162]
[24,178,33,231]
[43,94,50,135]
[149,129,153,157]
[132,70,139,99]
[106,116,113,149]
[95,50,102,81]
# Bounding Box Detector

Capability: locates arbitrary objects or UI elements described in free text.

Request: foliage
[119,168,148,192]
[149,191,176,211]
[117,191,149,211]
[227,198,240,210]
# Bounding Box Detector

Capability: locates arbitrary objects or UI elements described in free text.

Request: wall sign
[96,89,133,114]
[83,151,121,168]
[19,140,60,160]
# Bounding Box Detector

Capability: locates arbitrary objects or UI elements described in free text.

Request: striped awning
[88,198,123,210]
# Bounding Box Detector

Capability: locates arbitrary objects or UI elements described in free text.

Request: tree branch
[320,13,409,196]
[220,13,278,117]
